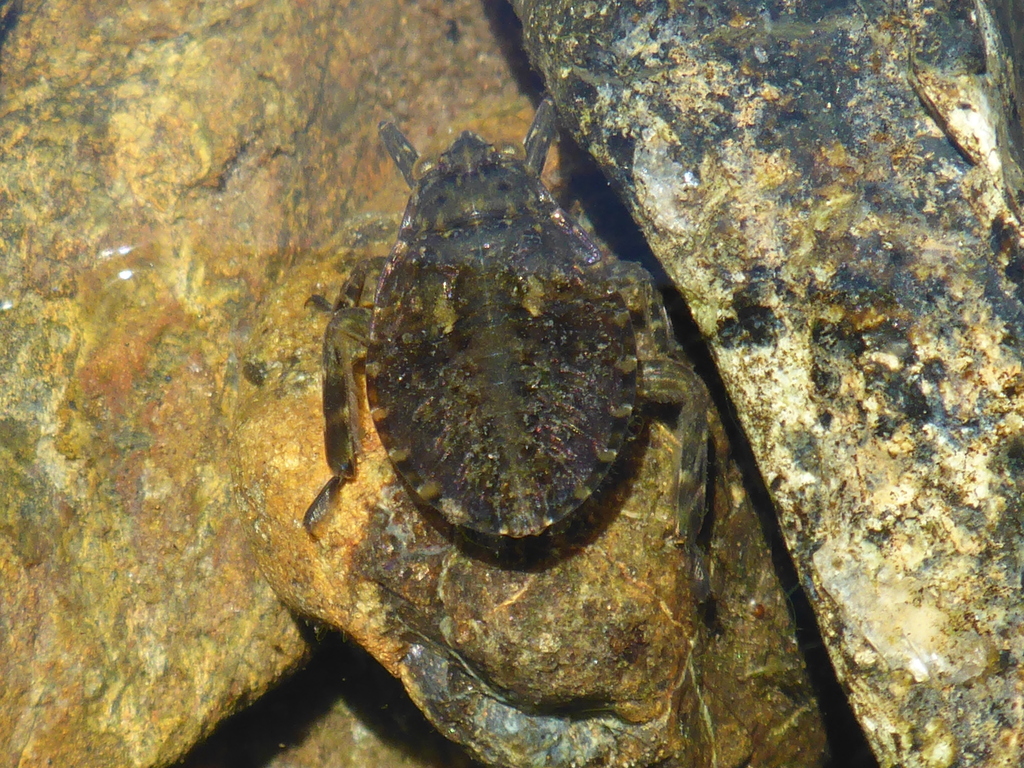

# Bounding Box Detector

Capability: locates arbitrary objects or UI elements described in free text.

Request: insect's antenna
[524,97,557,176]
[379,121,419,187]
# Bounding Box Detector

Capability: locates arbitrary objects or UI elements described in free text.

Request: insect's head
[405,131,546,231]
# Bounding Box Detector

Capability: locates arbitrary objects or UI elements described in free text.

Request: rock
[512,0,1024,764]
[180,635,476,768]
[0,0,331,763]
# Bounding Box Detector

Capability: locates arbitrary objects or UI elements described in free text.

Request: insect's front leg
[303,259,382,532]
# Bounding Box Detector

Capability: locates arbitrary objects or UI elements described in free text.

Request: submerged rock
[513,0,1024,764]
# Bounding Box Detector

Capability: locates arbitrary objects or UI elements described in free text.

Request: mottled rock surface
[513,0,1024,765]
[0,0,531,766]
[0,1,326,765]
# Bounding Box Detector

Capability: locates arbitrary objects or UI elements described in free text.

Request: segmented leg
[379,121,419,188]
[610,260,711,596]
[524,97,557,176]
[663,369,712,602]
[303,258,384,532]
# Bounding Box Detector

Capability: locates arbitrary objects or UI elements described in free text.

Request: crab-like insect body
[306,99,705,539]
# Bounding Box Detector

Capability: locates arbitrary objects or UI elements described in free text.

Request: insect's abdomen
[367,227,637,537]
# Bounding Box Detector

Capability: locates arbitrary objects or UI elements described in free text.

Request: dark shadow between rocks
[178,629,479,768]
[481,0,545,100]
[0,0,19,55]
[697,337,879,768]
[664,278,878,768]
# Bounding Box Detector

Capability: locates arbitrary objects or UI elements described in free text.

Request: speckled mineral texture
[0,2,319,764]
[514,0,1024,764]
[0,0,530,766]
[235,111,825,768]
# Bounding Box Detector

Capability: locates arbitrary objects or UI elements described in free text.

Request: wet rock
[0,0,331,763]
[0,0,527,765]
[513,0,1024,764]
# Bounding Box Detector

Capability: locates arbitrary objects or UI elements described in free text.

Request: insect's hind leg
[609,258,713,597]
